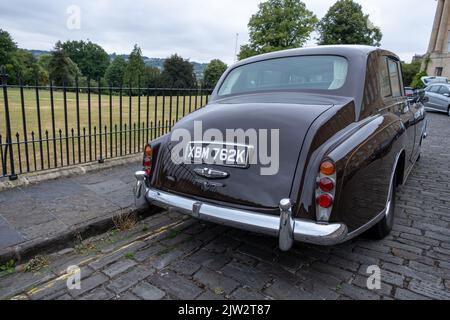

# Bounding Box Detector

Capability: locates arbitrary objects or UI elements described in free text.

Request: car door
[425,85,442,109]
[436,85,450,112]
[386,58,416,162]
[404,86,426,160]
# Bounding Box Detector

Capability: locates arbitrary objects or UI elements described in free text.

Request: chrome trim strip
[135,180,348,250]
[345,209,386,241]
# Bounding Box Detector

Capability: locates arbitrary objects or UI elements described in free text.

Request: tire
[368,174,397,239]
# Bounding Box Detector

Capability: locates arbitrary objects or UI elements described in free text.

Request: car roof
[234,45,395,67]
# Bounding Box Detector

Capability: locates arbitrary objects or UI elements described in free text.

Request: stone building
[425,0,450,77]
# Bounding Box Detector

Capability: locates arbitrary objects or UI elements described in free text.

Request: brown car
[134,45,427,251]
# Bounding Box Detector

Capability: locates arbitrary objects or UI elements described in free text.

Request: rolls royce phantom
[134,45,427,251]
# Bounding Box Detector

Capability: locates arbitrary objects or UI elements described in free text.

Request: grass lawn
[0,87,209,176]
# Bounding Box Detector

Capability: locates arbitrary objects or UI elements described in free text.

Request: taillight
[316,159,337,223]
[320,161,336,176]
[318,177,334,192]
[316,194,333,208]
[143,144,152,175]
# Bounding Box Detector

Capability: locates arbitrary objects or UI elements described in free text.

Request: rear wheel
[368,174,397,239]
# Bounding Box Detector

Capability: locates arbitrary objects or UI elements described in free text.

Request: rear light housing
[315,159,337,223]
[143,144,153,175]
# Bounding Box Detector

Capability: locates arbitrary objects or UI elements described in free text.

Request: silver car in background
[424,83,450,116]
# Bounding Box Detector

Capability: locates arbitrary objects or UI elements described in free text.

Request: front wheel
[368,174,397,239]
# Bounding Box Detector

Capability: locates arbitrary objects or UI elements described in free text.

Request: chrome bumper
[134,171,348,251]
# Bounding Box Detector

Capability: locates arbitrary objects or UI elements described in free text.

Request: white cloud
[0,0,436,64]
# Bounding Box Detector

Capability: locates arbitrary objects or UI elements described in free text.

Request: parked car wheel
[369,174,397,239]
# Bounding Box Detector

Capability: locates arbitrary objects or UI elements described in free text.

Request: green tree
[124,44,146,88]
[160,54,197,88]
[0,30,47,84]
[12,49,48,85]
[202,59,227,88]
[38,54,52,73]
[238,0,317,60]
[411,71,428,89]
[61,40,110,79]
[317,0,382,46]
[48,41,80,86]
[144,66,161,88]
[401,60,421,87]
[105,56,127,87]
[0,29,17,67]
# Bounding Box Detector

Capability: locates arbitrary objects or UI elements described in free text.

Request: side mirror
[421,96,429,103]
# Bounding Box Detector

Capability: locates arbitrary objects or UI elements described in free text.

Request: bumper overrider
[134,171,348,251]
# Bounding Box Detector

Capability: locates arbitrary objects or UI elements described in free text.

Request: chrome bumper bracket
[279,199,295,251]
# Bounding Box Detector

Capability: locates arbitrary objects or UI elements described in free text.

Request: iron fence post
[98,77,104,163]
[1,66,17,180]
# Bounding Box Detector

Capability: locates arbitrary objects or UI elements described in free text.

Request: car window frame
[380,56,404,100]
[429,85,441,93]
[438,85,450,95]
[380,57,392,98]
[387,58,402,98]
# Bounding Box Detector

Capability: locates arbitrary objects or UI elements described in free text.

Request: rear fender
[328,114,405,232]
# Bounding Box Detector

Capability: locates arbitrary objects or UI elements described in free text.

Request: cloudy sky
[0,0,437,64]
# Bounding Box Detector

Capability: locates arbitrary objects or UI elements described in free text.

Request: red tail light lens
[319,177,334,192]
[316,194,333,208]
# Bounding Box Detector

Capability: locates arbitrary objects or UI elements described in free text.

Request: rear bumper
[134,171,348,251]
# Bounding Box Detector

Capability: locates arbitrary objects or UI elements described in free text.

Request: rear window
[218,55,349,96]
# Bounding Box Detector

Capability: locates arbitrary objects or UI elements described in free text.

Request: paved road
[1,112,449,300]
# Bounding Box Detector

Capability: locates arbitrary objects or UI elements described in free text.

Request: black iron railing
[0,67,212,180]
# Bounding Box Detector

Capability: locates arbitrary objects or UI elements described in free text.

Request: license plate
[185,142,251,168]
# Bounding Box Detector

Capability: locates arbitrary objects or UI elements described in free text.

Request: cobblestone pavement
[0,158,141,252]
[0,112,449,300]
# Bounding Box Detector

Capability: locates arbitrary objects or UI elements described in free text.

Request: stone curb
[0,206,162,265]
[0,154,142,192]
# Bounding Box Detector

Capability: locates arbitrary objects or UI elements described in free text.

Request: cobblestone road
[1,112,449,300]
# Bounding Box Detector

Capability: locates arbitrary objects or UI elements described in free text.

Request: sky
[0,0,438,64]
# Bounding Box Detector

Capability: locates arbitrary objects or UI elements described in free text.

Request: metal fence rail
[0,67,212,180]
